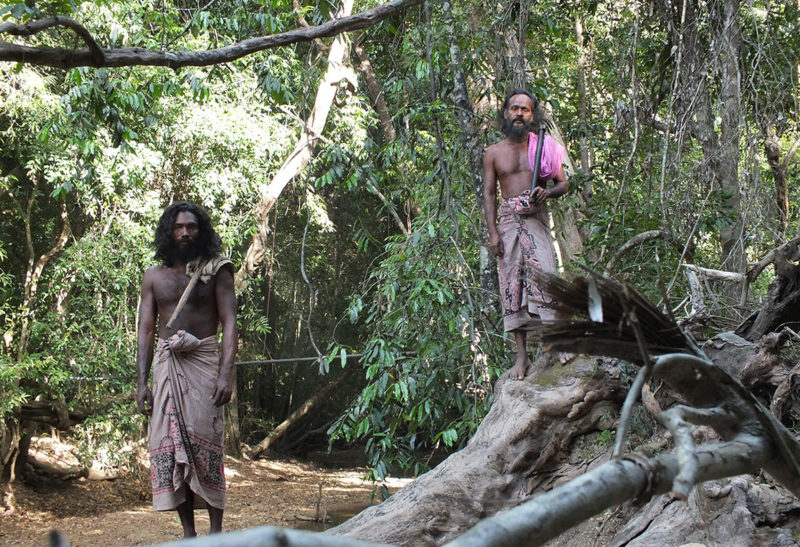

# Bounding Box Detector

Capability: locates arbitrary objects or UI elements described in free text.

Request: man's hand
[488,232,504,257]
[531,186,550,205]
[137,386,154,416]
[211,374,233,407]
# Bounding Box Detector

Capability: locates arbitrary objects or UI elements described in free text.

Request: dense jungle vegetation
[1,0,799,485]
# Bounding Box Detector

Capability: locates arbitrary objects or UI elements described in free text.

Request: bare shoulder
[485,140,501,156]
[142,265,165,285]
[484,141,503,166]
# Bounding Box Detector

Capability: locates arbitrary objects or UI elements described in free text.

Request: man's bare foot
[509,353,530,380]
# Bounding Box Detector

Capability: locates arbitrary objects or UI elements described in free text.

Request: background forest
[1,0,799,489]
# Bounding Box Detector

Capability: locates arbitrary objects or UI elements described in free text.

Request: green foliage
[1,0,799,483]
[329,189,506,479]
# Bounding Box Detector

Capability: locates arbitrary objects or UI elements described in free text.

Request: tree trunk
[668,0,745,309]
[224,368,242,457]
[235,0,355,287]
[329,269,800,545]
[353,43,395,144]
[574,14,591,183]
[761,120,790,241]
[440,0,497,304]
[715,0,745,279]
[328,358,626,545]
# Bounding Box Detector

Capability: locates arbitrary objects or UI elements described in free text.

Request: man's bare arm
[483,147,504,257]
[212,265,237,407]
[136,269,157,415]
[532,165,569,205]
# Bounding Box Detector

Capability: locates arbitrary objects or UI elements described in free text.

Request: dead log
[249,366,357,459]
[736,239,800,341]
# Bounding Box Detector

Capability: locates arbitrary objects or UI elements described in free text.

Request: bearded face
[501,115,535,139]
[168,238,201,264]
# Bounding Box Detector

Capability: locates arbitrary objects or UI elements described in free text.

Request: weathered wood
[736,242,800,340]
[328,357,626,545]
[447,437,770,547]
[331,272,800,546]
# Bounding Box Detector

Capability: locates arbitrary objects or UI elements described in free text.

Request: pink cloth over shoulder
[528,133,565,181]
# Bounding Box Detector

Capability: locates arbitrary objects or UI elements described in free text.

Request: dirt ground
[0,441,402,546]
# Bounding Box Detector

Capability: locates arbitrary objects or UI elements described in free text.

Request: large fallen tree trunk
[328,357,627,544]
[327,270,800,545]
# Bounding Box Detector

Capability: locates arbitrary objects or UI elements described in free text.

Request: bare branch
[446,436,770,547]
[746,236,800,283]
[0,0,423,69]
[604,229,689,275]
[0,15,104,65]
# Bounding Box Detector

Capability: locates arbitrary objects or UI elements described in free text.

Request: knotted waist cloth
[149,331,226,510]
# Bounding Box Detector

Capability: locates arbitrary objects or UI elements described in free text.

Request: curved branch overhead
[0,0,423,69]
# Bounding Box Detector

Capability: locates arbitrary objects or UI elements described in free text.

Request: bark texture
[329,267,800,546]
[328,357,626,545]
[608,477,800,546]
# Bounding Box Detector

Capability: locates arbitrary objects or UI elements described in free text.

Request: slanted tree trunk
[236,0,355,287]
[353,43,395,144]
[249,367,356,459]
[328,358,626,545]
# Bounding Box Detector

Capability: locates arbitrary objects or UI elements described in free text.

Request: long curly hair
[153,202,221,266]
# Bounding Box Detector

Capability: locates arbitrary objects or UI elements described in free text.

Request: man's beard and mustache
[502,116,535,139]
[168,238,201,264]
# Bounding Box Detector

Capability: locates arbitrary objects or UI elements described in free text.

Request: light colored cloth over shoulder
[527,133,565,181]
[186,255,233,284]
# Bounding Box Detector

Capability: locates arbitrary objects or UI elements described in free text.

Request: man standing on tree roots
[483,89,569,380]
[136,201,237,538]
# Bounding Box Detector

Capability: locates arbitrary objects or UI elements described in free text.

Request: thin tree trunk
[224,368,241,457]
[574,14,591,187]
[353,43,395,143]
[762,122,790,241]
[716,0,745,278]
[236,0,355,287]
[440,0,498,301]
[18,194,71,359]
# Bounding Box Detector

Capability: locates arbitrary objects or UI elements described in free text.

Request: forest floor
[0,438,405,546]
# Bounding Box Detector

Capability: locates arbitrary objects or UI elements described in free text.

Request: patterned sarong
[497,199,557,332]
[149,331,226,510]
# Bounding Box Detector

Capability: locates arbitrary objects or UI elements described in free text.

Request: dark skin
[136,210,237,537]
[483,94,569,380]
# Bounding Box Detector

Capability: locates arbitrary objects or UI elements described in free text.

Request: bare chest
[153,269,216,311]
[494,145,531,179]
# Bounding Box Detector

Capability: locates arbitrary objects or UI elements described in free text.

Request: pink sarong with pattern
[497,200,557,332]
[149,331,226,511]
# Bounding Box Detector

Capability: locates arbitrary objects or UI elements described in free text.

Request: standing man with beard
[136,201,237,538]
[483,89,569,380]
